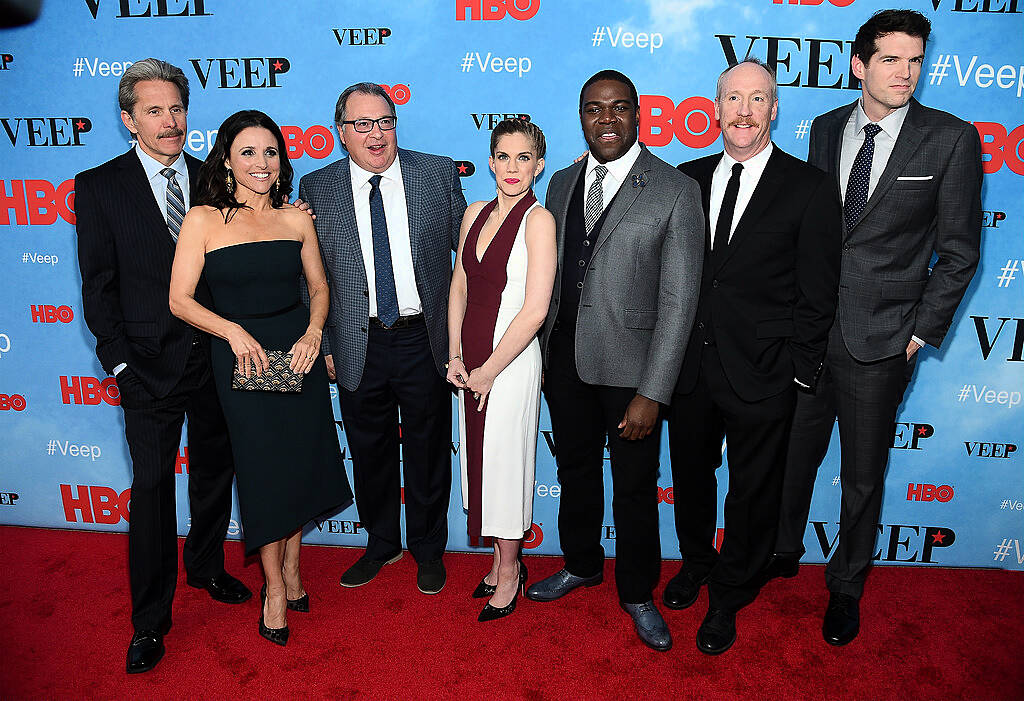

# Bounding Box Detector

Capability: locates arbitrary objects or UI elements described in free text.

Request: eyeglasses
[340,116,397,133]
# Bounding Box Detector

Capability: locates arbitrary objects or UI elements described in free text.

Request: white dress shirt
[349,155,422,317]
[838,100,925,350]
[114,147,191,376]
[584,139,642,215]
[709,142,774,247]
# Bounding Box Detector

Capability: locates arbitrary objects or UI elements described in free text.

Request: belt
[369,313,424,330]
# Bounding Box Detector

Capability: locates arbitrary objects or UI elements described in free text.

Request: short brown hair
[489,118,546,160]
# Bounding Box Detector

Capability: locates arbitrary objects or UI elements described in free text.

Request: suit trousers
[543,326,662,604]
[339,320,451,563]
[668,343,795,612]
[119,341,234,632]
[776,323,917,598]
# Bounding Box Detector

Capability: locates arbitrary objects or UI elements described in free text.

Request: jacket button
[712,279,719,288]
[360,327,367,333]
[362,289,369,297]
[577,282,584,289]
[697,321,705,330]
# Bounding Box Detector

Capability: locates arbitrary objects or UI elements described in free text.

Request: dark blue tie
[844,122,882,231]
[368,174,400,327]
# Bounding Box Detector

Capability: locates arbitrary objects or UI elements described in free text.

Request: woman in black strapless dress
[169,110,351,647]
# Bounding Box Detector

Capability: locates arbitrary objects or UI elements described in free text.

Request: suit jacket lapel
[554,159,586,271]
[592,146,651,255]
[118,150,175,250]
[332,157,366,285]
[184,152,202,199]
[716,147,786,272]
[851,98,926,231]
[697,156,716,255]
[398,149,425,270]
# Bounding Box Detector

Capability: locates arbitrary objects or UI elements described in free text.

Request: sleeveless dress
[203,239,352,554]
[459,192,542,544]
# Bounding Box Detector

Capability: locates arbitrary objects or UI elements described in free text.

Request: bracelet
[444,354,462,369]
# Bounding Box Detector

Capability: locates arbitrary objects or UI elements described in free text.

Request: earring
[271,180,279,195]
[225,170,235,194]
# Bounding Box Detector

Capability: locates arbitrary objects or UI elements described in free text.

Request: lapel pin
[632,173,646,189]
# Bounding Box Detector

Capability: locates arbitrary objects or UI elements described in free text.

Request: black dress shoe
[340,551,403,588]
[696,608,737,655]
[663,568,708,610]
[286,593,309,613]
[259,584,289,647]
[186,571,252,604]
[417,559,446,595]
[762,554,800,582]
[126,630,165,674]
[823,592,859,646]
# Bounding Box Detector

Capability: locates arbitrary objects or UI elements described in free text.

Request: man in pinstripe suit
[298,83,467,595]
[75,59,250,674]
[766,10,982,646]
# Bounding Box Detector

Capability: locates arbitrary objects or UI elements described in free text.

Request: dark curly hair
[195,109,293,216]
[853,10,931,62]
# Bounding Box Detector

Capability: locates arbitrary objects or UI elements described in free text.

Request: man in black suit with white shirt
[768,10,982,647]
[666,58,841,655]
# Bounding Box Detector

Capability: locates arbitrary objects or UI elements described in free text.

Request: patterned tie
[160,167,186,242]
[368,174,400,327]
[584,164,608,235]
[844,122,882,231]
[714,163,744,252]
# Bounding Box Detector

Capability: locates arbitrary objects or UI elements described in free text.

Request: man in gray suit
[526,70,704,651]
[767,10,982,646]
[298,83,467,595]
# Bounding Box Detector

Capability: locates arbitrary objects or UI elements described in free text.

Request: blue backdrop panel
[1,0,1021,571]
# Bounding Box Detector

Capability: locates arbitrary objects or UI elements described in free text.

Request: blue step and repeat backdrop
[1,0,1021,571]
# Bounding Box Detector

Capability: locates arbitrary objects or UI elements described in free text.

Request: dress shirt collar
[350,153,403,189]
[719,141,774,181]
[135,144,187,182]
[853,99,909,141]
[585,139,642,183]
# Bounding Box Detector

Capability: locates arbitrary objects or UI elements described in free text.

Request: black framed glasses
[340,116,398,133]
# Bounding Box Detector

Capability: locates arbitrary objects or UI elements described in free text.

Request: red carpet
[1,526,1021,699]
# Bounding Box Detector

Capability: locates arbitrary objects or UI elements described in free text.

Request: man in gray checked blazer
[766,10,982,647]
[298,83,467,595]
[525,70,704,652]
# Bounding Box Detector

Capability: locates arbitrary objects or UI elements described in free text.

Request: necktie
[584,164,608,235]
[368,174,400,327]
[844,122,882,231]
[714,163,744,252]
[160,167,186,242]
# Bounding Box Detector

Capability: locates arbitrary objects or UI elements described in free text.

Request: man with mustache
[527,70,704,652]
[664,58,840,654]
[767,9,982,647]
[75,58,251,674]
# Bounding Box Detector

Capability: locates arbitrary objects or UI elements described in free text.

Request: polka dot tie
[843,122,882,232]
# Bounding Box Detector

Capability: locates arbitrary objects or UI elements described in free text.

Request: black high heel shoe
[286,593,310,613]
[472,578,497,599]
[478,562,528,622]
[259,584,290,646]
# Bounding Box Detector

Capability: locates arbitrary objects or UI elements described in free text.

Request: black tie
[714,163,743,253]
[844,122,882,231]
[368,174,400,327]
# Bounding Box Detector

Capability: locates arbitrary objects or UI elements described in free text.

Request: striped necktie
[160,167,186,242]
[584,164,608,235]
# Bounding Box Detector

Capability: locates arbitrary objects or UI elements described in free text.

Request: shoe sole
[339,551,403,588]
[417,580,445,595]
[525,576,603,602]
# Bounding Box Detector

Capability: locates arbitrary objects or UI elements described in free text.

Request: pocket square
[897,175,933,181]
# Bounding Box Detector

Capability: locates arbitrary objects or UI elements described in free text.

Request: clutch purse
[231,350,304,393]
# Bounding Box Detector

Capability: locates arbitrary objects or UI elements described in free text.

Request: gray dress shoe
[525,568,603,602]
[621,600,672,651]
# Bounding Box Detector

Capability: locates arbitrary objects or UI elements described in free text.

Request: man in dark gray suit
[298,83,467,595]
[767,10,982,646]
[526,70,704,652]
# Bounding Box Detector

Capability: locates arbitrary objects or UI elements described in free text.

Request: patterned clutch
[231,350,304,393]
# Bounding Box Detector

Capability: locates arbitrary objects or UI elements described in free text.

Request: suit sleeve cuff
[113,363,128,376]
[911,335,928,349]
[794,377,810,388]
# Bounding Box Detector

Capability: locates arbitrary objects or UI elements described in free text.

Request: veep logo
[189,58,290,89]
[470,113,530,130]
[60,484,130,523]
[0,179,75,225]
[456,0,540,20]
[907,483,954,502]
[930,0,1022,11]
[0,393,27,411]
[892,422,934,450]
[774,0,856,4]
[971,316,1024,361]
[60,376,120,406]
[1,117,92,146]
[640,95,720,148]
[312,518,364,534]
[717,35,859,89]
[810,521,955,562]
[84,0,211,19]
[0,54,13,70]
[965,441,1018,458]
[0,492,18,505]
[982,210,1007,228]
[332,27,391,45]
[523,522,544,548]
[974,123,1024,175]
[30,305,74,323]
